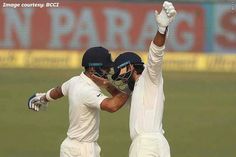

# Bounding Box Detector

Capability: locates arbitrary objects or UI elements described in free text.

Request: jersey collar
[81,72,100,90]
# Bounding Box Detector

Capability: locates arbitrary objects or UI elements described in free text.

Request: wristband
[46,88,55,101]
[158,26,166,34]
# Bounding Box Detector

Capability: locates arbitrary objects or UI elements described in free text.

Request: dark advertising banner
[0,1,235,52]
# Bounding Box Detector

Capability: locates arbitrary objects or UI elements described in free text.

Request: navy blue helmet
[112,52,144,80]
[82,46,113,68]
[82,46,113,78]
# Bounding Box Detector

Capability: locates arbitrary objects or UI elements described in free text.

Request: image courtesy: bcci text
[2,2,59,8]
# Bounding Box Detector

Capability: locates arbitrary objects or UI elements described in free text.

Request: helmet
[82,46,113,78]
[82,46,113,68]
[112,52,144,80]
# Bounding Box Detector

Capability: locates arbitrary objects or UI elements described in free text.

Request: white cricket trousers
[129,133,170,157]
[60,137,101,157]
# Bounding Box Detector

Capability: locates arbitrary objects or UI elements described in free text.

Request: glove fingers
[28,93,46,111]
[166,5,174,11]
[168,10,177,18]
[29,98,36,109]
[29,103,38,111]
[163,1,172,8]
[33,103,37,111]
[29,98,40,110]
[35,104,40,112]
[155,1,177,34]
[165,5,175,15]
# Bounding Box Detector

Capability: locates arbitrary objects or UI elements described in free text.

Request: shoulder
[70,75,81,82]
[139,66,148,80]
[66,75,85,87]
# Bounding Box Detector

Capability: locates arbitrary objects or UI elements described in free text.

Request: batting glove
[155,1,177,34]
[28,93,48,111]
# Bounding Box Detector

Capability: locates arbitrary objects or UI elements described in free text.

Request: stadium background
[0,0,235,157]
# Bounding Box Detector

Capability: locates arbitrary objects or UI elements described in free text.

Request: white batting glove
[155,1,177,34]
[28,93,48,111]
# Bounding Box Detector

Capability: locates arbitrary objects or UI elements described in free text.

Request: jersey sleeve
[144,41,165,85]
[84,90,108,110]
[61,79,71,96]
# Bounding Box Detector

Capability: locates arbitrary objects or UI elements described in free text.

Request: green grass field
[0,69,235,157]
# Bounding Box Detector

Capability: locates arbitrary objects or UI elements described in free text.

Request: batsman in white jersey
[27,47,129,157]
[112,1,177,157]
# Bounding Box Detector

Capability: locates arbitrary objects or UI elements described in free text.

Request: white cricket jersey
[130,41,165,140]
[61,72,108,142]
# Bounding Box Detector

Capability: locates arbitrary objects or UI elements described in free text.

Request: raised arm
[146,1,176,85]
[153,31,167,47]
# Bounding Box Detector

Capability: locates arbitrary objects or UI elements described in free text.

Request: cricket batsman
[27,46,129,157]
[111,1,177,157]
